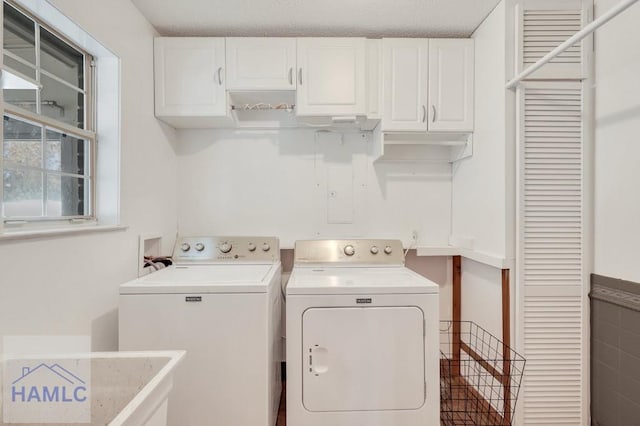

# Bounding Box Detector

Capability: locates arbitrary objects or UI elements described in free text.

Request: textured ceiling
[130,0,502,38]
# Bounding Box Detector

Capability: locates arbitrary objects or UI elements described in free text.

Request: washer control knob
[370,246,379,255]
[262,243,271,252]
[248,243,257,252]
[344,245,355,256]
[219,242,232,253]
[384,246,393,255]
[194,243,205,252]
[181,243,191,252]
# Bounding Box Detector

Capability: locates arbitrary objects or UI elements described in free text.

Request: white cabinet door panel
[226,38,296,90]
[382,39,429,131]
[296,38,366,116]
[428,39,474,132]
[154,37,226,117]
[302,306,425,412]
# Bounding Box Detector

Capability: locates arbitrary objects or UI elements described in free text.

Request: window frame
[1,0,97,227]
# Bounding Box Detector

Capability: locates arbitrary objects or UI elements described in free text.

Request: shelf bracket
[451,134,473,163]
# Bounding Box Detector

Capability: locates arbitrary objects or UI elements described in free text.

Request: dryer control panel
[294,239,404,266]
[173,236,280,263]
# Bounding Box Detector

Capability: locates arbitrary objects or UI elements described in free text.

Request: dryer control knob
[195,243,205,252]
[219,242,232,253]
[384,246,393,254]
[370,246,379,254]
[262,243,271,252]
[181,243,191,252]
[248,243,257,252]
[344,245,355,256]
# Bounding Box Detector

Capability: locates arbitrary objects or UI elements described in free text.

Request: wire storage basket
[440,321,526,425]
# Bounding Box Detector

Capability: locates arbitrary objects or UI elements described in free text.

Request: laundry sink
[0,350,185,425]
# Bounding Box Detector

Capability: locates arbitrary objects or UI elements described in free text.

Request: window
[2,1,95,225]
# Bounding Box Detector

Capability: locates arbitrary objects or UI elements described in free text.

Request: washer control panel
[173,236,280,263]
[294,239,404,265]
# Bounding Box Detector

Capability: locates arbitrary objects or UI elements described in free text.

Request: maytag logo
[356,298,372,304]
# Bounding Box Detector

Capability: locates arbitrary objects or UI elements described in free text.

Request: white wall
[593,0,640,283]
[175,129,452,248]
[452,1,507,259]
[452,1,508,338]
[0,0,178,351]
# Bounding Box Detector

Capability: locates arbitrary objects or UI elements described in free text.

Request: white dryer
[286,239,439,426]
[119,236,282,426]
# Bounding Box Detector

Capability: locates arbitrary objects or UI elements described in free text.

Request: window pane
[3,3,36,68]
[46,174,88,217]
[45,130,87,175]
[2,168,43,217]
[3,116,42,168]
[40,73,85,128]
[40,27,84,89]
[3,54,36,80]
[4,88,38,113]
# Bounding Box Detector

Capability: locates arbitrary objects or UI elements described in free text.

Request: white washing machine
[119,236,282,426]
[286,239,440,426]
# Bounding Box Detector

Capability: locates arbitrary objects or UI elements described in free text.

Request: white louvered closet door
[516,1,590,425]
[519,83,585,424]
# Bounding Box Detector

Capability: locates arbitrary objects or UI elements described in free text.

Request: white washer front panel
[302,307,425,412]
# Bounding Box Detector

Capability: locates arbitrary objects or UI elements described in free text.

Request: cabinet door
[154,37,226,117]
[226,38,296,90]
[381,39,429,132]
[296,38,366,116]
[428,39,474,132]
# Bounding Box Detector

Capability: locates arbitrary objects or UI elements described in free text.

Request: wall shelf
[373,131,473,163]
[416,245,514,270]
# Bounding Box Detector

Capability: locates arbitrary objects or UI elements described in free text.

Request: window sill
[0,224,129,242]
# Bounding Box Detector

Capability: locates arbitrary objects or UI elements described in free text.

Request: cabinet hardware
[289,68,293,85]
[432,105,437,122]
[422,105,427,123]
[217,67,223,85]
[298,68,303,85]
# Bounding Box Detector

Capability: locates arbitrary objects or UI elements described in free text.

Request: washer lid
[120,264,277,294]
[286,266,439,295]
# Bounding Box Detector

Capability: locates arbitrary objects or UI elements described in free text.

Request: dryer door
[302,306,425,412]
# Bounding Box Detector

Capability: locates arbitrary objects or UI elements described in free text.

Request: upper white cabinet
[152,36,473,132]
[296,38,367,116]
[226,38,297,90]
[382,39,429,132]
[381,38,474,133]
[154,37,227,127]
[428,39,474,132]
